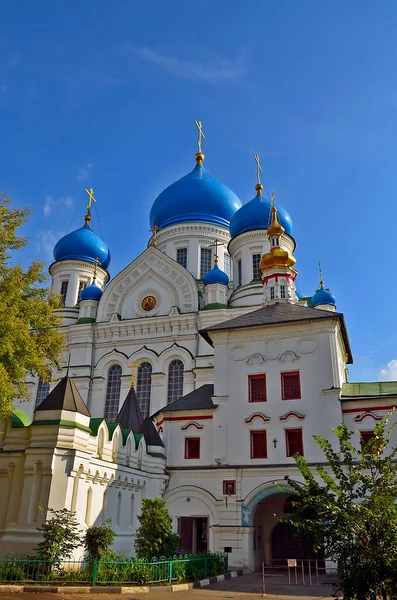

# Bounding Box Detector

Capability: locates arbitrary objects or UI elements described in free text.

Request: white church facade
[1,129,397,569]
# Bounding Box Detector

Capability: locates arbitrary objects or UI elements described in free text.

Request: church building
[1,124,396,569]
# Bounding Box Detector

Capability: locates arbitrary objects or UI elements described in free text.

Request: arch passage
[271,522,323,564]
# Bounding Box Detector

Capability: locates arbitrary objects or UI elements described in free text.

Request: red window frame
[281,371,301,400]
[286,428,304,457]
[360,431,376,453]
[184,437,200,459]
[250,430,267,459]
[223,480,236,496]
[248,374,267,403]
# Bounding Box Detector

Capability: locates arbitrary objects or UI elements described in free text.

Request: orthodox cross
[271,190,276,206]
[195,120,205,154]
[149,225,161,247]
[84,188,96,224]
[254,154,262,186]
[318,262,324,287]
[128,361,139,388]
[93,257,99,282]
[85,187,96,210]
[209,239,224,264]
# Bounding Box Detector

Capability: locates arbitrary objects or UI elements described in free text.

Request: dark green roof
[342,382,397,399]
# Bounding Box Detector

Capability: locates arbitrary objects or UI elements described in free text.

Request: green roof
[342,381,397,398]
[11,408,32,428]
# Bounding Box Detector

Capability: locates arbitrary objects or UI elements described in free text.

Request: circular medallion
[141,295,157,312]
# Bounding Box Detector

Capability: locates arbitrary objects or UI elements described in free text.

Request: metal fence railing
[0,552,228,586]
[261,558,338,592]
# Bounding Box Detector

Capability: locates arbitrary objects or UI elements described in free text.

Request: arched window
[137,362,152,417]
[104,365,122,422]
[35,378,50,408]
[167,360,184,404]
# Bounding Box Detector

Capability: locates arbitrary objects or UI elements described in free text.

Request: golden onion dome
[260,247,296,271]
[267,205,285,238]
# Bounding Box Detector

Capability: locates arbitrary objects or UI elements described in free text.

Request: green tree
[36,508,82,566]
[135,498,181,559]
[84,519,116,562]
[0,191,64,416]
[280,416,397,600]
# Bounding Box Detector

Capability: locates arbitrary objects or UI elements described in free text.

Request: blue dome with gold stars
[150,162,241,229]
[53,224,111,269]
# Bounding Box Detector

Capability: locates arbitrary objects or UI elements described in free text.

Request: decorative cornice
[354,411,383,423]
[244,413,271,424]
[279,411,305,421]
[181,422,204,431]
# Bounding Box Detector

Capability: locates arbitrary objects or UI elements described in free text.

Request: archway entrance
[252,492,322,568]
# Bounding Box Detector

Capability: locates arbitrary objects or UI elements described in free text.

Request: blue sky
[1,0,397,382]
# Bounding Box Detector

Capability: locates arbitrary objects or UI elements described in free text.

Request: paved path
[0,572,336,600]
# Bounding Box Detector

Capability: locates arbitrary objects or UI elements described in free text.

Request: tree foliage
[84,519,116,561]
[36,508,82,566]
[135,498,181,559]
[0,191,64,416]
[281,416,397,600]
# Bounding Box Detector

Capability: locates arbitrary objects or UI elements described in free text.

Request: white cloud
[126,45,246,84]
[77,163,92,181]
[43,195,73,217]
[379,359,397,381]
[36,230,59,261]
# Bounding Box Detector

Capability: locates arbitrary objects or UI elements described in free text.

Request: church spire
[260,190,298,306]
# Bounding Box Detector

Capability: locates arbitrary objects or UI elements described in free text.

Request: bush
[36,508,82,568]
[84,519,115,562]
[135,498,181,559]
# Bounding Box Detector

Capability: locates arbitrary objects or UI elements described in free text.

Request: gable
[97,246,199,322]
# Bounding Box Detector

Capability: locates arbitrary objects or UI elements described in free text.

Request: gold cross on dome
[254,154,262,186]
[128,361,139,388]
[271,190,276,206]
[209,239,224,264]
[85,187,96,210]
[149,225,161,247]
[194,121,205,154]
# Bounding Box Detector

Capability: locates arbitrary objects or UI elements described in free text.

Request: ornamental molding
[181,422,204,431]
[354,411,383,423]
[278,350,300,363]
[97,246,199,322]
[279,411,306,421]
[246,353,266,365]
[245,413,271,424]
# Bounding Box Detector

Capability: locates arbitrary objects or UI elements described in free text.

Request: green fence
[0,552,228,586]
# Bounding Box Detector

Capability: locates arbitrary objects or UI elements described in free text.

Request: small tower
[260,192,298,305]
[202,245,229,310]
[311,264,336,312]
[50,189,110,325]
[77,258,103,323]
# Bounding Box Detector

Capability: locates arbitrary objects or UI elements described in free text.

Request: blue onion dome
[229,188,293,238]
[296,288,304,299]
[80,281,103,302]
[311,284,336,307]
[150,161,242,229]
[203,264,229,286]
[53,224,111,269]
